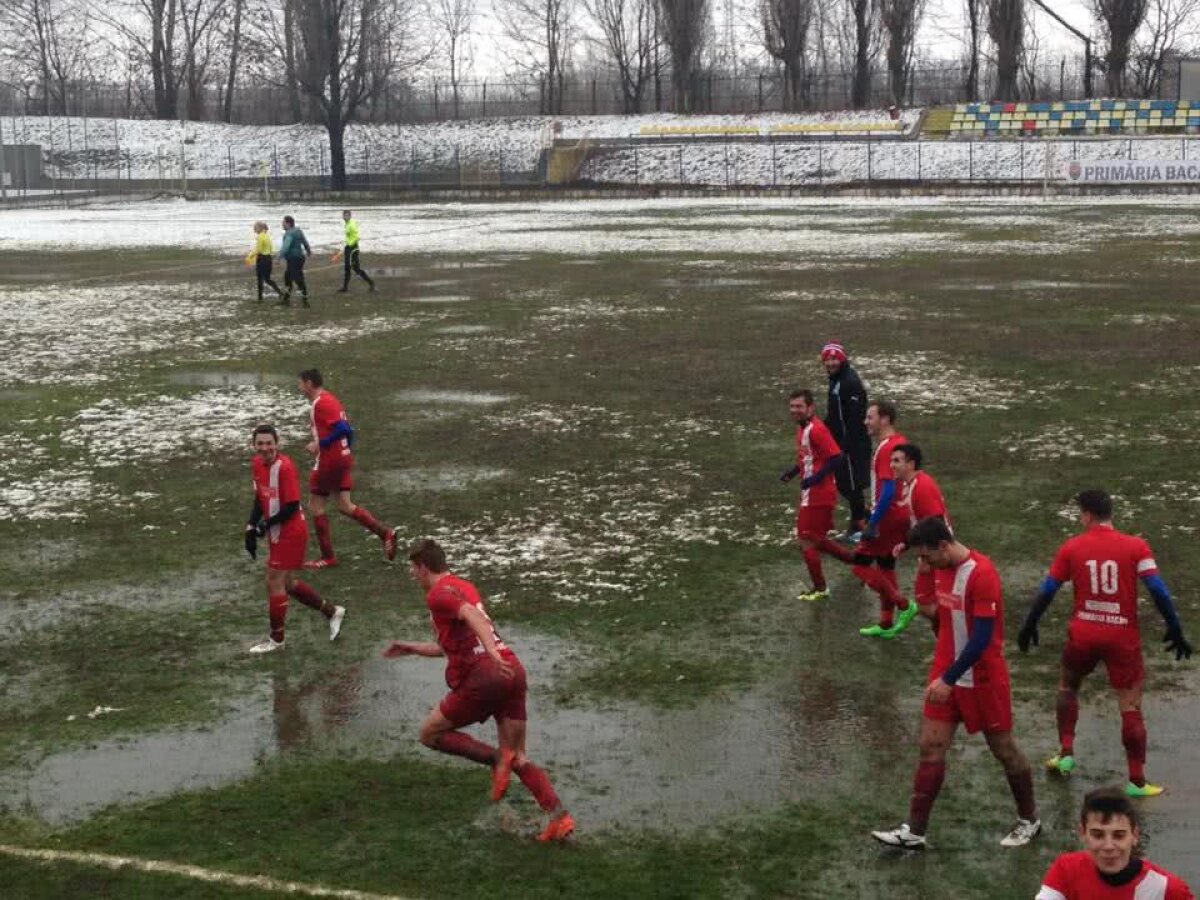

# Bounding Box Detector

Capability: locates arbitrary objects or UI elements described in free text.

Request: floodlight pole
[1029,0,1094,98]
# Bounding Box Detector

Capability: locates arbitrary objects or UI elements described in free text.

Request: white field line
[0,844,418,900]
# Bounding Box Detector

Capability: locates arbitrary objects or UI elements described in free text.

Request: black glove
[244,529,258,560]
[1017,621,1039,653]
[1163,624,1192,661]
[255,520,269,538]
[780,467,799,483]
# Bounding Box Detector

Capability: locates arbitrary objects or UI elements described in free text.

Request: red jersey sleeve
[1048,541,1073,583]
[969,562,1001,620]
[314,394,342,436]
[814,424,841,461]
[1135,537,1159,579]
[1036,854,1071,898]
[428,585,467,619]
[1168,875,1196,900]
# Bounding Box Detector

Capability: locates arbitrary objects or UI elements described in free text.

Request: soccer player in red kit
[383,539,575,842]
[244,424,345,653]
[780,389,843,601]
[872,517,1040,850]
[298,369,397,568]
[1037,787,1194,899]
[1018,490,1192,796]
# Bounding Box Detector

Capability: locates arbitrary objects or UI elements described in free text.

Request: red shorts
[796,504,835,540]
[440,657,528,727]
[310,454,354,496]
[267,532,308,571]
[924,676,1013,735]
[858,517,909,558]
[1063,625,1145,690]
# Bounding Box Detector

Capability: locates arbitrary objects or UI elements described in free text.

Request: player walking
[250,221,283,302]
[822,342,871,535]
[384,539,575,842]
[872,517,1040,850]
[298,368,397,568]
[1017,489,1192,797]
[781,389,842,601]
[337,209,376,293]
[278,215,312,307]
[1037,787,1194,899]
[244,424,345,654]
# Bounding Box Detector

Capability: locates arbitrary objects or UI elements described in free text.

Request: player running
[250,221,284,302]
[278,215,312,307]
[244,424,345,654]
[872,517,1040,850]
[384,539,575,842]
[780,389,842,601]
[337,209,376,294]
[1017,489,1192,797]
[1037,787,1194,899]
[298,368,397,568]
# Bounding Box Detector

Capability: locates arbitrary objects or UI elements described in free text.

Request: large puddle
[393,389,515,406]
[168,370,294,387]
[376,466,511,492]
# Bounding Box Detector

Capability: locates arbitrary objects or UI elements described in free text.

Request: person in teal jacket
[338,209,376,294]
[279,215,312,307]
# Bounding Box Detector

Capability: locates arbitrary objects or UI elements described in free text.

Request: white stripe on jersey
[1035,887,1067,900]
[800,423,813,507]
[268,459,282,544]
[1137,558,1158,574]
[1136,871,1169,900]
[950,557,978,688]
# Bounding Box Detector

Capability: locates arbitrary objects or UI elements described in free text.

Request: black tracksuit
[825,362,871,526]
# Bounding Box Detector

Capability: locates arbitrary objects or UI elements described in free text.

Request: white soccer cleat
[871,823,927,849]
[248,637,285,654]
[329,606,346,641]
[1000,818,1042,847]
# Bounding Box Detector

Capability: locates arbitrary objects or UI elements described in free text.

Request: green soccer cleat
[1126,782,1165,798]
[860,623,889,637]
[798,588,830,602]
[886,603,920,637]
[1045,754,1076,775]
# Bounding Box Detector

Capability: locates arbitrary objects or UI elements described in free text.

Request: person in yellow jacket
[338,210,376,293]
[251,221,284,302]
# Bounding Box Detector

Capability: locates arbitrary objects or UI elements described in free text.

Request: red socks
[908,760,945,835]
[1056,689,1079,757]
[350,505,388,539]
[1121,710,1148,785]
[268,593,288,642]
[802,548,826,591]
[314,514,335,560]
[288,580,334,618]
[435,732,498,766]
[515,761,562,812]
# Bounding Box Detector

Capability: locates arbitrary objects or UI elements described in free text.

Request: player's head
[1078,787,1141,874]
[906,516,956,568]
[789,388,816,424]
[1076,489,1114,527]
[821,341,847,375]
[283,215,295,229]
[252,423,279,461]
[890,442,922,481]
[407,538,448,587]
[298,368,323,397]
[342,209,352,221]
[866,400,897,437]
[253,220,266,233]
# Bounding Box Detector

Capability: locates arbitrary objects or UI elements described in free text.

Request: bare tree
[586,0,656,112]
[963,0,982,99]
[98,0,182,117]
[0,0,96,113]
[1094,0,1149,94]
[431,0,475,117]
[880,0,922,104]
[1019,3,1042,97]
[179,0,228,118]
[1130,0,1198,95]
[760,0,815,110]
[222,0,246,121]
[657,0,710,111]
[497,0,576,114]
[847,0,879,107]
[988,0,1023,100]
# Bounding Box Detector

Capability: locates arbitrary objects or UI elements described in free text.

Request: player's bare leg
[984,730,1041,845]
[1114,681,1160,795]
[495,717,574,841]
[331,490,398,561]
[1049,664,1086,774]
[418,708,499,765]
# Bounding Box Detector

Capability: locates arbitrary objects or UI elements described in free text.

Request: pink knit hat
[821,341,848,362]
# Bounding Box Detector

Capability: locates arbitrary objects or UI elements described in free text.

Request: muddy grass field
[2,198,1200,899]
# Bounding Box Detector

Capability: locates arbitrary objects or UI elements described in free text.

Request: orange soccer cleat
[537,812,576,843]
[491,749,516,802]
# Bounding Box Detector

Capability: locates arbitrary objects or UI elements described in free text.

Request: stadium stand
[638,121,906,138]
[950,100,1200,136]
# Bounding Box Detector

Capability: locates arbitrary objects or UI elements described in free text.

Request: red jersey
[252,453,307,544]
[1049,525,1157,633]
[426,574,518,689]
[1038,851,1194,900]
[796,417,841,508]
[930,549,1007,688]
[899,470,949,528]
[310,390,353,466]
[871,432,908,519]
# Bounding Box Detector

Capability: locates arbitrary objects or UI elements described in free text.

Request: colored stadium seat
[947,99,1196,137]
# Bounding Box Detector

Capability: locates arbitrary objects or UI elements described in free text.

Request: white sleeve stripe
[1137,558,1158,573]
[1036,887,1068,900]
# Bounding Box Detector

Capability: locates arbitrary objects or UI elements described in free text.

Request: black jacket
[825,362,871,481]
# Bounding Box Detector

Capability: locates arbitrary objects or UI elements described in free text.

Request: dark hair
[298,368,323,387]
[789,388,815,405]
[408,538,448,573]
[1080,787,1139,830]
[907,517,953,549]
[893,442,923,469]
[252,423,279,441]
[871,399,898,424]
[283,215,295,227]
[1077,489,1113,521]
